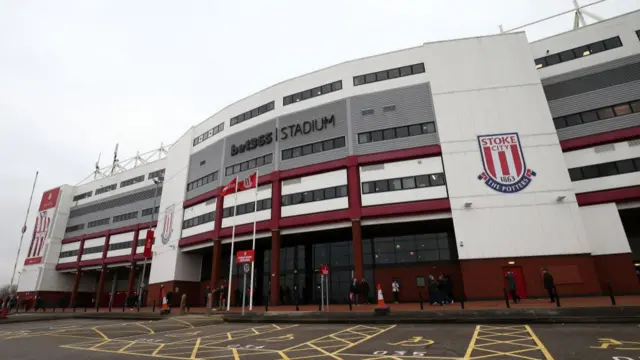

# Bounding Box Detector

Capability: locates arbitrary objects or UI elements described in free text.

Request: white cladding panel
[221,185,272,227]
[182,222,215,238]
[362,186,447,207]
[564,140,640,168]
[580,203,631,256]
[433,33,590,259]
[532,11,640,80]
[109,232,135,244]
[281,170,347,195]
[221,210,271,227]
[281,198,349,218]
[136,246,144,254]
[359,157,443,181]
[60,242,81,252]
[182,200,217,237]
[107,248,132,258]
[149,130,198,284]
[573,172,640,194]
[84,237,106,248]
[57,256,77,264]
[17,267,41,292]
[72,160,167,207]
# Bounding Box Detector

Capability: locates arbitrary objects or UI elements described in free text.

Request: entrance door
[503,267,528,299]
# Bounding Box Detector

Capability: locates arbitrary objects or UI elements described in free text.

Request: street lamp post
[138,176,163,307]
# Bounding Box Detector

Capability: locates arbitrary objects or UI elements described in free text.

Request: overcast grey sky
[1,0,638,286]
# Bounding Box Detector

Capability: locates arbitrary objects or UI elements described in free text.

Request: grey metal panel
[69,185,160,218]
[557,112,640,141]
[543,58,640,101]
[350,83,439,156]
[548,79,640,117]
[187,140,223,184]
[541,53,640,86]
[278,100,349,171]
[186,181,218,200]
[221,118,277,184]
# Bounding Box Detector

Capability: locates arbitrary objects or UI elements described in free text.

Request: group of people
[389,274,454,305]
[505,268,556,304]
[203,284,229,309]
[349,277,371,305]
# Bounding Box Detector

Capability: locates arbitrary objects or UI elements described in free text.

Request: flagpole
[248,170,259,311]
[9,171,39,296]
[226,176,239,311]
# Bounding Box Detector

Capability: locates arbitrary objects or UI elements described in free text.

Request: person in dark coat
[350,278,359,306]
[542,268,556,302]
[438,274,453,304]
[505,271,519,304]
[360,277,370,304]
[204,286,210,307]
[427,275,442,305]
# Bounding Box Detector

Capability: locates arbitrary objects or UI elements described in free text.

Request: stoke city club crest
[477,132,536,194]
[160,205,175,244]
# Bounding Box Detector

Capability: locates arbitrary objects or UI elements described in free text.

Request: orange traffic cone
[160,296,169,314]
[376,284,386,307]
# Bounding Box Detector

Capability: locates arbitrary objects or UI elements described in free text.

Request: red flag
[143,230,154,258]
[238,172,257,191]
[221,178,237,196]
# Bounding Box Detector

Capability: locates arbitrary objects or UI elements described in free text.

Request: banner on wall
[24,187,61,266]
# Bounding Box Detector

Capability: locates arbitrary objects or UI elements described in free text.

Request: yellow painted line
[308,342,343,360]
[171,317,195,328]
[463,325,481,360]
[339,354,460,359]
[117,341,137,353]
[92,327,109,341]
[231,348,240,360]
[190,338,201,359]
[525,325,555,360]
[333,325,396,355]
[151,343,166,356]
[89,340,110,349]
[278,350,292,360]
[59,345,189,360]
[134,322,156,335]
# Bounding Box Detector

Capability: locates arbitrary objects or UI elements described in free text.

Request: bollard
[180,294,187,315]
[503,288,510,309]
[108,303,112,312]
[460,293,466,310]
[73,306,76,313]
[554,286,561,307]
[318,297,322,311]
[62,307,65,312]
[348,296,353,311]
[84,307,87,312]
[296,297,299,312]
[419,291,424,311]
[53,307,55,312]
[607,281,616,306]
[152,300,156,312]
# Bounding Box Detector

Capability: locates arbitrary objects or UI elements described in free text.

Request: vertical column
[101,230,111,260]
[270,172,281,230]
[210,239,222,289]
[131,225,140,256]
[69,268,82,308]
[77,237,86,263]
[127,262,137,296]
[352,220,364,280]
[213,194,224,239]
[270,230,281,305]
[95,266,107,309]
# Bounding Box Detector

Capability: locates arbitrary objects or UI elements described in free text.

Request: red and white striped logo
[30,211,50,258]
[477,133,536,194]
[160,205,175,244]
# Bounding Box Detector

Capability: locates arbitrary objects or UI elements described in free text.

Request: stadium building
[16,10,640,308]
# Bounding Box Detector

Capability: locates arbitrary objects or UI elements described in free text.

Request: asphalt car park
[1,316,640,359]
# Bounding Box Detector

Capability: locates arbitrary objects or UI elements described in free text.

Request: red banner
[236,250,255,264]
[238,172,257,191]
[143,230,154,258]
[221,178,237,196]
[39,187,61,211]
[320,264,329,275]
[24,257,42,266]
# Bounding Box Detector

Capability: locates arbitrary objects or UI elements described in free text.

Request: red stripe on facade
[179,231,214,247]
[105,255,135,264]
[183,188,220,209]
[576,185,640,206]
[560,126,640,151]
[498,151,510,176]
[356,144,441,166]
[510,144,523,176]
[279,209,351,229]
[361,198,451,218]
[56,262,77,270]
[61,222,156,244]
[483,147,497,178]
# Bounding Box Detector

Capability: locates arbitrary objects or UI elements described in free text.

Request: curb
[1,312,162,325]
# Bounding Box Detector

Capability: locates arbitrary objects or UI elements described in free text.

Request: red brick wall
[460,254,601,299]
[147,280,200,307]
[374,262,463,302]
[592,253,640,294]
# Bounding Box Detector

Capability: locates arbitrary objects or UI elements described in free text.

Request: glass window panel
[534,58,546,68]
[412,63,425,73]
[334,137,345,148]
[321,84,331,94]
[581,165,599,179]
[396,250,416,264]
[634,158,640,171]
[417,250,439,262]
[437,235,449,249]
[581,111,598,123]
[365,73,376,83]
[568,168,583,181]
[565,114,582,126]
[388,68,400,78]
[291,147,302,158]
[256,156,265,166]
[383,128,396,140]
[631,101,640,113]
[399,66,412,76]
[233,164,240,174]
[429,173,445,186]
[375,237,394,252]
[302,90,312,100]
[546,54,561,65]
[312,142,323,153]
[312,87,322,97]
[337,185,348,197]
[313,189,324,201]
[266,101,274,111]
[353,76,365,86]
[616,159,635,174]
[325,187,336,199]
[283,96,292,106]
[302,144,313,156]
[371,131,383,142]
[302,191,313,203]
[375,180,389,192]
[323,139,334,151]
[331,81,342,91]
[396,126,409,138]
[248,159,256,169]
[409,124,422,136]
[573,45,590,57]
[425,122,436,133]
[597,107,615,120]
[559,50,576,62]
[588,41,606,54]
[598,162,618,177]
[613,104,632,117]
[416,175,429,188]
[265,153,273,164]
[358,133,371,144]
[439,249,450,260]
[240,162,248,171]
[389,178,402,191]
[603,36,622,49]
[402,177,416,189]
[362,182,373,194]
[291,193,302,204]
[281,195,290,206]
[376,71,388,81]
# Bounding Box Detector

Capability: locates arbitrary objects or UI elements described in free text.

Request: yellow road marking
[278,350,292,360]
[333,325,396,355]
[465,325,481,360]
[525,325,555,360]
[190,337,201,359]
[171,317,195,328]
[118,341,136,353]
[134,322,156,334]
[151,343,165,355]
[92,326,109,341]
[89,340,110,349]
[231,347,240,360]
[308,342,343,359]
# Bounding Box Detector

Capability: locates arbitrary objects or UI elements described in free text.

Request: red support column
[69,268,82,308]
[210,239,222,289]
[270,230,281,305]
[77,237,86,263]
[352,220,364,280]
[270,172,281,230]
[213,194,224,239]
[95,266,107,309]
[132,225,141,256]
[127,262,137,296]
[102,230,111,260]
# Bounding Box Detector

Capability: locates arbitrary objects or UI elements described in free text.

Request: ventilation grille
[628,139,640,147]
[282,178,302,186]
[383,105,396,112]
[69,187,163,219]
[361,109,374,116]
[594,144,615,153]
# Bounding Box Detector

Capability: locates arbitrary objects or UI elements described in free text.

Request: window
[368,232,451,265]
[82,245,104,255]
[120,175,145,188]
[87,218,110,228]
[357,122,436,144]
[283,80,342,106]
[148,169,165,180]
[281,185,347,207]
[141,206,159,217]
[65,224,85,233]
[353,63,425,86]
[193,122,224,146]
[95,183,117,195]
[109,241,132,251]
[362,172,446,194]
[113,211,138,223]
[230,101,275,127]
[59,249,79,258]
[552,98,640,130]
[383,105,396,112]
[186,171,219,192]
[535,36,623,69]
[69,187,163,219]
[281,137,345,161]
[361,109,374,116]
[568,157,640,182]
[183,211,215,229]
[221,197,271,218]
[73,191,92,202]
[225,153,273,177]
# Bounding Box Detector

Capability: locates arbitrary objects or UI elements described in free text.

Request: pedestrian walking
[427,275,442,305]
[204,285,210,307]
[505,270,520,304]
[361,277,370,304]
[438,274,453,304]
[391,279,400,303]
[542,268,556,302]
[350,278,360,306]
